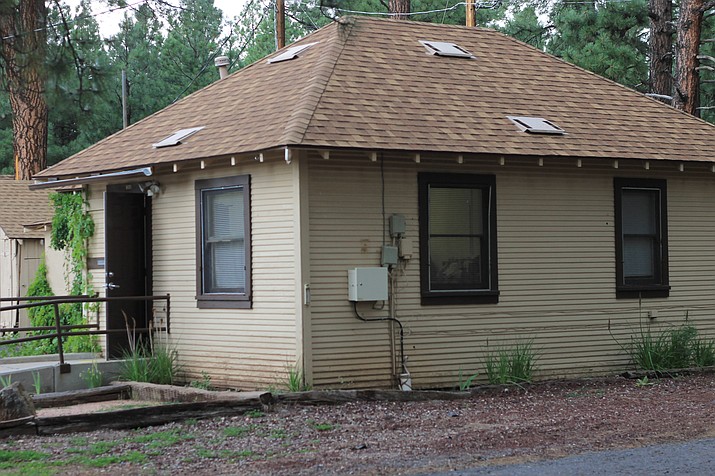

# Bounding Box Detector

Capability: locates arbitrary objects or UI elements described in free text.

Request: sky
[63,0,246,37]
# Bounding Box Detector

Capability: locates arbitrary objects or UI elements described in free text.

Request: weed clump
[484,340,536,385]
[630,324,715,372]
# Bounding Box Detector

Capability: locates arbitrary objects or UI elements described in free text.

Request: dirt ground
[6,373,715,475]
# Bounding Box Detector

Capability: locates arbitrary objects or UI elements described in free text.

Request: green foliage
[32,372,42,394]
[457,368,479,391]
[189,371,212,390]
[284,362,310,392]
[498,5,549,50]
[49,192,95,294]
[630,324,715,372]
[0,374,11,388]
[636,376,655,387]
[312,422,335,432]
[80,362,104,389]
[223,425,255,438]
[547,0,649,90]
[0,449,49,463]
[484,340,536,385]
[20,252,98,357]
[119,328,180,385]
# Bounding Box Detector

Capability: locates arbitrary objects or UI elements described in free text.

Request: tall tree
[389,0,410,19]
[106,4,166,125]
[548,0,649,90]
[45,0,116,166]
[649,0,673,98]
[673,0,714,115]
[157,0,226,101]
[0,0,48,179]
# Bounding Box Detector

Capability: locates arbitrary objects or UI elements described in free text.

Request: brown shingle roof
[0,177,52,238]
[36,17,715,179]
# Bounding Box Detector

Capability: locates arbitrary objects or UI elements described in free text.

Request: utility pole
[276,0,285,49]
[466,0,476,27]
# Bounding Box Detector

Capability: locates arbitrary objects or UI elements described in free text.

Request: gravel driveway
[3,373,715,475]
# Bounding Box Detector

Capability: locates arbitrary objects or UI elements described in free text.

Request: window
[195,176,251,308]
[614,178,669,298]
[418,173,498,305]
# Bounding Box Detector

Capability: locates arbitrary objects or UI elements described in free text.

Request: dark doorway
[104,186,152,358]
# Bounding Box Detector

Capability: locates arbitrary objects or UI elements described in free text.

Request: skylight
[419,40,475,59]
[152,127,204,148]
[507,116,565,135]
[267,42,318,64]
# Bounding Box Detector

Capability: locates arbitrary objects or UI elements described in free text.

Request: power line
[1,0,148,42]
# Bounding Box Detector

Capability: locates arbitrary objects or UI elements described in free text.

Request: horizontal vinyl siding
[86,187,107,353]
[151,161,298,389]
[308,155,715,389]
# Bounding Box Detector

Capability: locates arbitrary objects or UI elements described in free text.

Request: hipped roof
[36,17,715,179]
[0,177,52,239]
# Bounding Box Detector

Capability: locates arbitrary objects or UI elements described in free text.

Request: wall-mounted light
[138,181,162,197]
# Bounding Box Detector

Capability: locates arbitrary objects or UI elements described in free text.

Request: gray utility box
[348,267,388,301]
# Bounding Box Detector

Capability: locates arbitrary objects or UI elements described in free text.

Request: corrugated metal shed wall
[307,154,715,389]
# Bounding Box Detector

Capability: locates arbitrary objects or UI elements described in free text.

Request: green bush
[630,324,715,372]
[8,257,99,357]
[484,340,536,385]
[119,338,180,385]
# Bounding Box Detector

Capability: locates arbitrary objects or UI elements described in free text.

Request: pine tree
[0,0,49,179]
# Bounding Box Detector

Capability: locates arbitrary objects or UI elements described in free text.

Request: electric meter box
[348,267,388,301]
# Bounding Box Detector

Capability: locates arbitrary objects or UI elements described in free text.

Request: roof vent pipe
[214,56,230,80]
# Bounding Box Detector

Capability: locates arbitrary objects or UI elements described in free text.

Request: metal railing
[0,294,170,369]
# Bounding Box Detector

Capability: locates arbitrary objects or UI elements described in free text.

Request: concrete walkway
[0,354,122,393]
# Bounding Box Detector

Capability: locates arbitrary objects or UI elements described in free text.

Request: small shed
[0,177,54,331]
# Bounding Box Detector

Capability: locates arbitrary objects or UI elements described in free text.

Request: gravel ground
[4,373,715,475]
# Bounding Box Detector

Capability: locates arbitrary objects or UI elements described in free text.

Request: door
[104,186,152,358]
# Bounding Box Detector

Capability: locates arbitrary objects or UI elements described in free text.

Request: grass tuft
[630,324,715,372]
[484,340,536,385]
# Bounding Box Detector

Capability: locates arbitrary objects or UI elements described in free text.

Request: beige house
[0,178,59,331]
[32,17,715,389]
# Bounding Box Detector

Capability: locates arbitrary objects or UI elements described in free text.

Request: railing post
[53,303,70,374]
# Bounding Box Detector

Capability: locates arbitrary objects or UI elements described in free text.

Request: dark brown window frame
[418,172,499,305]
[195,175,252,309]
[614,177,669,299]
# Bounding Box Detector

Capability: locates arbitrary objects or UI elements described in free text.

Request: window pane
[430,237,482,290]
[624,236,654,279]
[622,190,656,235]
[203,187,245,294]
[206,188,244,240]
[429,188,483,235]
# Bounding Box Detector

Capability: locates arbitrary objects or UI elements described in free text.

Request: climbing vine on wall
[16,190,99,357]
[50,191,95,296]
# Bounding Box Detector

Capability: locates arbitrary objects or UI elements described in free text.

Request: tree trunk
[389,0,410,20]
[648,0,673,99]
[673,0,704,115]
[0,0,48,179]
